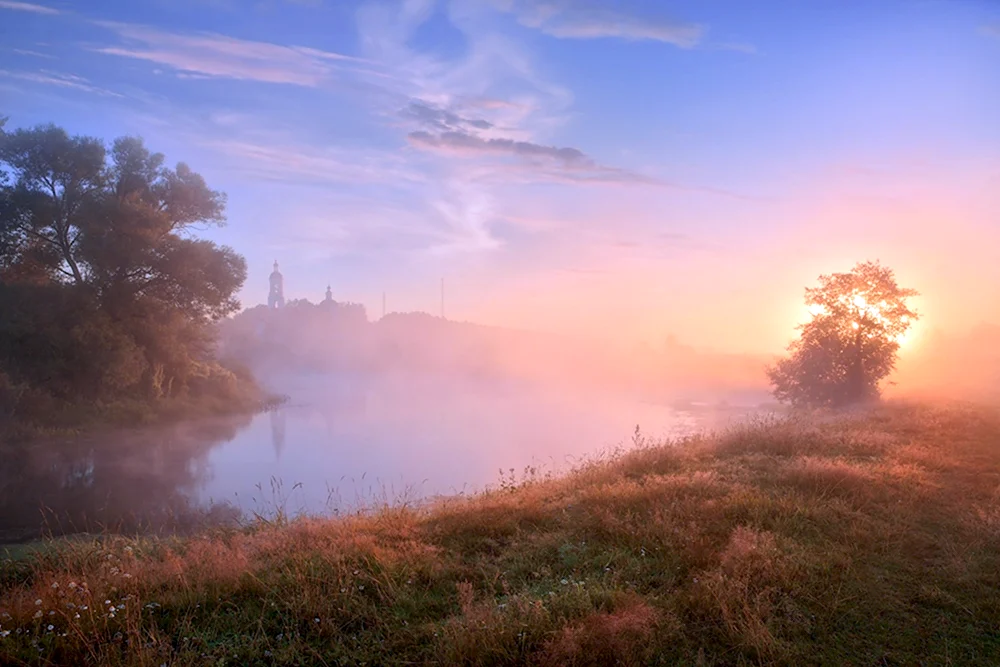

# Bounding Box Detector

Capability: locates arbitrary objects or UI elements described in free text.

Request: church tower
[324,284,333,303]
[268,260,285,309]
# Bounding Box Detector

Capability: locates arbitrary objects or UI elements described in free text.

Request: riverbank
[1,367,284,444]
[1,401,998,665]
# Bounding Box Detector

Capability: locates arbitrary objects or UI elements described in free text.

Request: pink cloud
[93,22,376,87]
[0,1,59,14]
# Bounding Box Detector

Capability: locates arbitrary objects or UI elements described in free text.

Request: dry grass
[2,400,1000,665]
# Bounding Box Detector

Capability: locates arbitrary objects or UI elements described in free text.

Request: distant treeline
[218,300,771,397]
[0,119,266,437]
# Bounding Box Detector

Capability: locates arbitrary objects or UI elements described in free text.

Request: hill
[1,401,998,665]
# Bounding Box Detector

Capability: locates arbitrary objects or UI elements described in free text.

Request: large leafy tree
[0,122,247,401]
[767,261,918,408]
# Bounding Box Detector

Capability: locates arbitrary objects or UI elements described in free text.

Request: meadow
[1,401,998,666]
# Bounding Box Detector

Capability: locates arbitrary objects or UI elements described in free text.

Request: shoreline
[2,400,998,664]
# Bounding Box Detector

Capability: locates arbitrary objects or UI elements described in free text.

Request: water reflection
[0,416,251,543]
[0,375,765,545]
[270,409,286,460]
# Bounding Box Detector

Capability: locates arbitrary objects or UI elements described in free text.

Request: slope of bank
[1,402,999,665]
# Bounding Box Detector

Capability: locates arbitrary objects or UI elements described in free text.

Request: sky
[1,0,998,354]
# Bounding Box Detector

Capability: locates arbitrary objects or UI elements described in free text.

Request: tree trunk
[851,326,865,402]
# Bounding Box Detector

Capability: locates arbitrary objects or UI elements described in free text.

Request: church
[268,261,285,309]
[267,260,336,308]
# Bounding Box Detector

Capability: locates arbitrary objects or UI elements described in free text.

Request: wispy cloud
[0,0,59,14]
[408,130,586,164]
[92,21,376,87]
[981,23,1000,39]
[206,137,424,187]
[425,180,504,255]
[407,130,661,185]
[401,101,493,132]
[491,0,703,47]
[0,69,122,97]
[354,3,658,189]
[11,48,56,58]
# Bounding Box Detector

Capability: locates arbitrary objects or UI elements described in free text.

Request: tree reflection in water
[0,413,253,544]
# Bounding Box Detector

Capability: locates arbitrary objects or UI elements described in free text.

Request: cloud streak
[401,101,494,132]
[0,0,58,14]
[492,0,703,47]
[11,48,56,58]
[407,129,662,185]
[0,69,122,97]
[92,21,378,87]
[206,137,425,187]
[982,23,1000,39]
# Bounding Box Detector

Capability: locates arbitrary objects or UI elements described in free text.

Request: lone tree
[767,261,918,408]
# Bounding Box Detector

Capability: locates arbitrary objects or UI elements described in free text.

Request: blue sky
[1,0,998,352]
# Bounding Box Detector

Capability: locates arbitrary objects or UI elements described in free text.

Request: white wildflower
[50,582,59,589]
[34,600,41,606]
[33,611,42,619]
[46,625,53,631]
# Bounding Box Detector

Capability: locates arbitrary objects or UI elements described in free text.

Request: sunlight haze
[3,0,997,356]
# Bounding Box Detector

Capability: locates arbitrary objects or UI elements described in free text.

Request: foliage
[1,402,999,665]
[768,261,918,408]
[0,121,256,430]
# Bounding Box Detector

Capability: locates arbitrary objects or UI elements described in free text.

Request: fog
[5,289,997,544]
[1,363,766,542]
[890,323,1000,403]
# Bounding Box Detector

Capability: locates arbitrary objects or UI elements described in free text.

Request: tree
[0,121,248,404]
[767,261,918,408]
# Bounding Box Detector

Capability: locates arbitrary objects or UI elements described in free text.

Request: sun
[801,291,919,350]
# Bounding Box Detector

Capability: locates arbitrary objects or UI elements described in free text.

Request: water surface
[1,373,765,543]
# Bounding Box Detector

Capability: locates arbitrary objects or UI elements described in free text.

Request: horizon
[2,0,998,356]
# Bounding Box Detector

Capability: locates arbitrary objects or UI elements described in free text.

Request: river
[0,372,768,543]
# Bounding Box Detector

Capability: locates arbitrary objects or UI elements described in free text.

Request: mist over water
[1,369,768,544]
[201,372,761,514]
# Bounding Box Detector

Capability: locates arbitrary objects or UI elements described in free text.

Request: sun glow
[802,289,919,350]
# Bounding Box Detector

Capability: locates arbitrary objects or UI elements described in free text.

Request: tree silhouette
[768,261,918,408]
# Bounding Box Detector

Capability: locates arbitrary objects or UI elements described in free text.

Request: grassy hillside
[1,402,999,665]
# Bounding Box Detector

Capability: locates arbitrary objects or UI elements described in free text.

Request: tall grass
[1,400,999,665]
